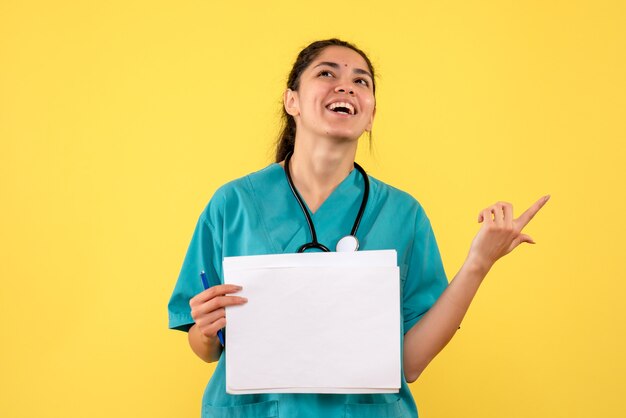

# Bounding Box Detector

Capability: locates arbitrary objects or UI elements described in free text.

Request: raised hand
[467,195,550,271]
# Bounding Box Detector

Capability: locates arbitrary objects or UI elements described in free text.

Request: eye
[318,70,334,78]
[355,78,369,87]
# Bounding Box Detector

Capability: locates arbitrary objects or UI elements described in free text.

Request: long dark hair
[274,39,377,163]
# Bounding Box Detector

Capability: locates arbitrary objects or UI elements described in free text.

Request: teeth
[327,102,355,115]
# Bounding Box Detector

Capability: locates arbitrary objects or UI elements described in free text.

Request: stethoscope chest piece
[336,235,359,252]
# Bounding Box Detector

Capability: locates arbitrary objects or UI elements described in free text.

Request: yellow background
[1,1,625,417]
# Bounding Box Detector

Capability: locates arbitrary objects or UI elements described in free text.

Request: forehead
[309,46,370,71]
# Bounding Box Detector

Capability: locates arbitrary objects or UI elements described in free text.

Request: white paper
[223,250,400,394]
[223,249,397,271]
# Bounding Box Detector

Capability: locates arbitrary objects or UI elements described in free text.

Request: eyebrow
[313,61,373,80]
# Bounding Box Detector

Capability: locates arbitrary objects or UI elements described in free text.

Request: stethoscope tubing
[284,151,369,253]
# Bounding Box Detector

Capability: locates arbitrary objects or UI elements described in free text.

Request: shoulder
[199,163,279,223]
[368,174,427,222]
[211,163,280,204]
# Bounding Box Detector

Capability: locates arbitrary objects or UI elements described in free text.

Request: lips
[326,101,357,115]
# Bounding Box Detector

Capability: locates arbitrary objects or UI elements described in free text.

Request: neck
[285,134,358,213]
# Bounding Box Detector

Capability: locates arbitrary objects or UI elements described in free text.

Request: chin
[322,128,364,142]
[327,134,361,144]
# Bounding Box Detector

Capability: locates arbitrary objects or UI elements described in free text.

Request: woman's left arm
[403,195,550,383]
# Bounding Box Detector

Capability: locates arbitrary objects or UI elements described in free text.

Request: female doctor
[168,39,549,417]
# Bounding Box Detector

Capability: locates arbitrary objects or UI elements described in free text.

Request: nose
[334,85,354,95]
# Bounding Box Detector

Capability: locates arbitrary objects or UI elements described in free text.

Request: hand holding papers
[223,250,400,394]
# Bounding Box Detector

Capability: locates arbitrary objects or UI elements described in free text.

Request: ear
[283,88,300,117]
[364,105,376,132]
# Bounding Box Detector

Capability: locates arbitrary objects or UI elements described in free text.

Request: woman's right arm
[188,284,248,363]
[188,323,223,363]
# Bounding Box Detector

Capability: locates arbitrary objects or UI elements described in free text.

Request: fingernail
[234,285,243,290]
[543,195,551,202]
[241,297,248,302]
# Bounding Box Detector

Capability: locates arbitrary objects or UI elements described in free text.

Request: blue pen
[200,270,225,347]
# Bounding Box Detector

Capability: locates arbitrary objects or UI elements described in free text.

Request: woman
[168,39,549,417]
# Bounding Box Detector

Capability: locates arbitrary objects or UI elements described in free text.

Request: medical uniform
[168,163,448,418]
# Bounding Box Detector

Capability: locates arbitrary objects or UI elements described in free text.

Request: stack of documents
[223,250,400,394]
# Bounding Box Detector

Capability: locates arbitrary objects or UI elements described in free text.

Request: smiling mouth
[326,102,356,115]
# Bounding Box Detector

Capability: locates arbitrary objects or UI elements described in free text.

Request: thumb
[518,233,536,245]
[506,234,536,254]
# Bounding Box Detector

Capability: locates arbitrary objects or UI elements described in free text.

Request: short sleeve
[402,212,449,334]
[167,209,223,332]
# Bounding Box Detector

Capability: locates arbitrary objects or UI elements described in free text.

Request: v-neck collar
[247,163,366,253]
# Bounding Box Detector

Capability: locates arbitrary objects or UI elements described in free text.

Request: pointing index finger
[516,195,550,229]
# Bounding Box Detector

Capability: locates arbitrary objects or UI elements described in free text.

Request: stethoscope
[284,151,369,253]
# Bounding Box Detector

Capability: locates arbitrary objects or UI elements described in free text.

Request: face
[284,46,376,142]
